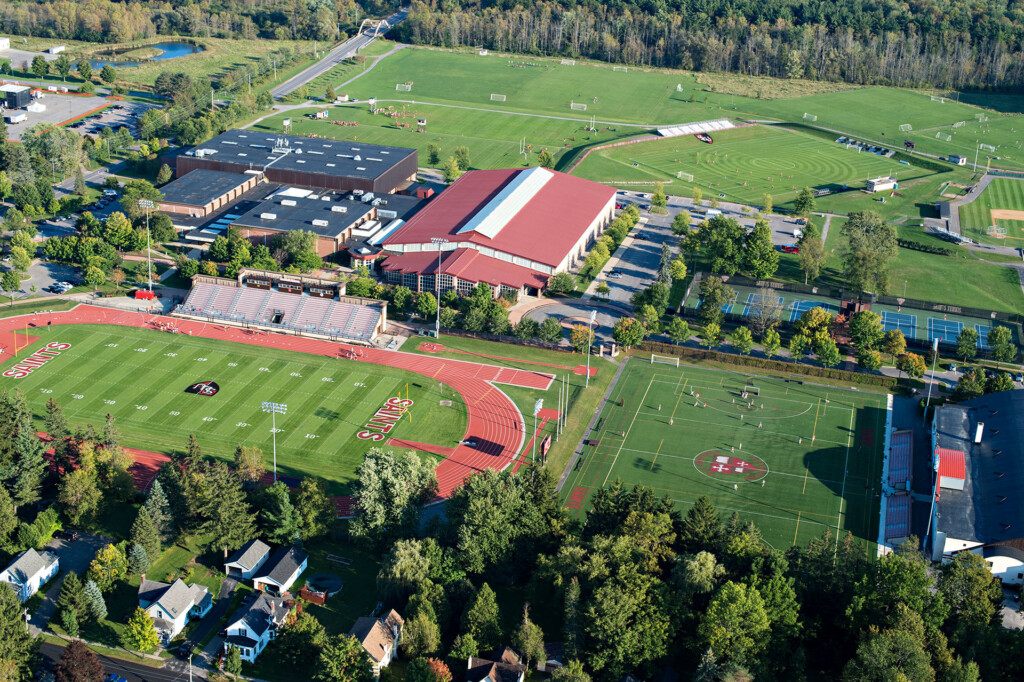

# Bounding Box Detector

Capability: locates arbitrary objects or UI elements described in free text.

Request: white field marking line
[610,444,849,485]
[603,374,654,487]
[634,411,849,447]
[648,378,855,412]
[834,404,857,561]
[670,499,836,529]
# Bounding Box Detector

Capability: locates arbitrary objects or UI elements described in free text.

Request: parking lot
[67,99,157,137]
[3,91,109,140]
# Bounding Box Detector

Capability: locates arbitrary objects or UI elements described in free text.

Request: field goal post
[560,58,576,66]
[613,65,628,72]
[742,384,760,396]
[802,112,817,122]
[936,132,952,142]
[899,123,913,132]
[395,82,412,92]
[490,93,506,102]
[677,171,694,182]
[570,101,587,111]
[651,354,679,367]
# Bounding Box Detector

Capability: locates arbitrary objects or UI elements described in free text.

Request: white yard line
[602,374,653,487]
[834,405,857,560]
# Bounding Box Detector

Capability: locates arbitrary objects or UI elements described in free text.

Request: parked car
[781,245,800,253]
[948,363,957,373]
[177,642,194,660]
[607,272,624,279]
[54,529,79,540]
[104,676,127,682]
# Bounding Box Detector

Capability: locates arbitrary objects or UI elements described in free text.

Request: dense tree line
[397,0,1024,90]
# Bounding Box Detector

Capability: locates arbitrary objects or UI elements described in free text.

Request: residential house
[350,609,404,678]
[537,643,564,672]
[466,647,527,682]
[223,592,291,663]
[252,547,308,595]
[224,539,271,580]
[137,578,213,644]
[0,548,59,602]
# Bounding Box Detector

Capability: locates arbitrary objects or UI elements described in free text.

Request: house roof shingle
[225,539,272,571]
[227,592,290,637]
[349,609,404,663]
[137,578,209,620]
[253,547,308,588]
[1,548,57,585]
[467,657,526,682]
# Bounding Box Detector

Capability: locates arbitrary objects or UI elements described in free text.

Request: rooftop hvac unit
[280,199,297,206]
[331,206,347,213]
[975,423,985,444]
[378,210,397,219]
[260,213,277,220]
[312,219,329,227]
[308,195,320,200]
[372,198,382,206]
[294,148,302,154]
[352,189,364,196]
[353,155,361,161]
[320,195,331,201]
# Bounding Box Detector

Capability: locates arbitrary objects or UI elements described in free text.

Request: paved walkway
[943,173,996,236]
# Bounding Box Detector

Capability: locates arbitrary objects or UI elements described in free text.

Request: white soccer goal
[742,385,760,396]
[490,93,506,102]
[930,95,945,103]
[936,132,952,142]
[677,171,694,182]
[802,113,817,122]
[570,102,587,111]
[953,121,966,128]
[980,143,997,152]
[560,59,576,66]
[676,84,683,92]
[975,113,986,120]
[651,354,679,367]
[899,123,913,132]
[395,83,412,92]
[978,115,989,122]
[613,66,628,72]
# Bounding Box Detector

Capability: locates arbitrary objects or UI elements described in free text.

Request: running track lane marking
[650,439,664,470]
[603,374,653,487]
[834,404,856,560]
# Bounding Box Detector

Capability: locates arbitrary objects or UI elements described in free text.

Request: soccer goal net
[396,83,412,92]
[490,93,506,102]
[570,102,587,111]
[677,171,694,182]
[931,95,945,102]
[802,113,817,122]
[953,121,965,128]
[936,132,952,142]
[613,66,628,72]
[651,354,679,367]
[676,84,683,92]
[742,385,760,396]
[561,59,576,66]
[978,115,989,122]
[980,143,997,152]
[975,113,986,120]
[899,123,913,132]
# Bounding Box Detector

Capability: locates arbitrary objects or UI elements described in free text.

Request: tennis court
[881,311,917,338]
[927,318,963,345]
[790,299,838,322]
[743,293,785,317]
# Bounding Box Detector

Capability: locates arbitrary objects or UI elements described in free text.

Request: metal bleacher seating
[885,494,911,540]
[888,430,912,488]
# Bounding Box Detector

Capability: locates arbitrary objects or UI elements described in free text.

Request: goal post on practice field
[395,82,412,92]
[899,123,912,132]
[802,112,817,122]
[570,102,587,111]
[490,93,506,102]
[931,95,945,102]
[677,171,694,182]
[651,354,679,367]
[560,59,575,66]
[743,385,760,396]
[613,66,628,72]
[936,132,952,142]
[980,143,996,152]
[953,121,965,128]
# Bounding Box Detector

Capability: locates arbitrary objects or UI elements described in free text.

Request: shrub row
[896,238,955,256]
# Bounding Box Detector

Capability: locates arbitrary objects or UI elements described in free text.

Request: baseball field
[958,177,1024,244]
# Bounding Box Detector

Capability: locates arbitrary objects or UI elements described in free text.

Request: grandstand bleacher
[175,281,385,343]
[888,429,913,489]
[885,493,911,541]
[656,118,735,139]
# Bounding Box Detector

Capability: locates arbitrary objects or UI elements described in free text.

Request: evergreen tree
[563,576,582,660]
[73,168,87,196]
[197,462,255,557]
[45,398,69,440]
[679,496,723,552]
[54,639,103,682]
[293,477,334,539]
[127,543,149,576]
[56,572,88,622]
[10,416,47,510]
[61,608,79,638]
[447,633,479,668]
[130,507,160,562]
[83,579,107,621]
[183,433,202,468]
[121,607,159,653]
[259,481,299,544]
[0,485,16,547]
[0,582,39,678]
[461,583,502,652]
[144,479,173,542]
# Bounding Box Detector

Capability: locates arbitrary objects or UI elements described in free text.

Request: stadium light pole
[261,402,287,483]
[586,309,596,388]
[532,399,543,465]
[922,337,940,426]
[138,199,155,292]
[430,237,448,337]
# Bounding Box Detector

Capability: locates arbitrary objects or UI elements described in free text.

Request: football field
[4,325,466,494]
[561,359,888,552]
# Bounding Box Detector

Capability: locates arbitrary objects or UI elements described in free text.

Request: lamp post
[261,402,287,483]
[138,198,155,292]
[585,309,596,388]
[922,337,940,425]
[430,237,448,337]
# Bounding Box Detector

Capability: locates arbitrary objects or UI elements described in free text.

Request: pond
[89,41,203,69]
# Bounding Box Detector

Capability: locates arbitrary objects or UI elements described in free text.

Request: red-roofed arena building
[381,168,616,297]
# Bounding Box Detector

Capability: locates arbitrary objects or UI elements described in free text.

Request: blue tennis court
[789,300,837,322]
[742,293,784,317]
[927,318,963,344]
[975,324,991,349]
[882,311,917,337]
[696,299,735,314]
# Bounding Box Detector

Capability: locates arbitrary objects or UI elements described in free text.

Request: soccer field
[5,325,466,494]
[561,359,888,552]
[572,125,935,204]
[958,177,1024,244]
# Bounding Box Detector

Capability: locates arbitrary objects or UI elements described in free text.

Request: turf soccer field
[5,325,466,493]
[560,359,888,551]
[573,125,934,204]
[958,177,1024,244]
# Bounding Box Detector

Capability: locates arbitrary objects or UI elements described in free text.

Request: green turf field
[5,325,466,494]
[561,359,887,552]
[958,177,1024,244]
[572,125,936,205]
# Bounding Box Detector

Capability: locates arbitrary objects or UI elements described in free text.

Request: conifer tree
[144,479,173,542]
[130,507,160,561]
[83,579,107,621]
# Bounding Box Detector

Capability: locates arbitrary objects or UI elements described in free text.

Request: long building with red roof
[380,167,616,297]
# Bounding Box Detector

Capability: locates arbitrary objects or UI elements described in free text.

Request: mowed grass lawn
[5,325,465,494]
[959,177,1024,244]
[252,105,642,170]
[573,125,934,205]
[561,359,887,553]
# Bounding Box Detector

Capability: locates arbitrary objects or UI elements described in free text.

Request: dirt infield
[0,304,555,506]
[990,208,1024,221]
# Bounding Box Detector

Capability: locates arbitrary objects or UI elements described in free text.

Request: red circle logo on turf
[185,381,219,396]
[694,449,767,481]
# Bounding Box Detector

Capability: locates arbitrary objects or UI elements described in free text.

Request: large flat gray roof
[161,169,254,207]
[187,129,416,181]
[232,189,375,239]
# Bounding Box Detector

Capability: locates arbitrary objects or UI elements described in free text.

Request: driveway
[185,577,238,672]
[29,532,109,633]
[11,260,81,299]
[522,301,621,345]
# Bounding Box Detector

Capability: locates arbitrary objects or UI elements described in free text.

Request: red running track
[0,305,553,498]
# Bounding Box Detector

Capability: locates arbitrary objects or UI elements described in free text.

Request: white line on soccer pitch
[669,498,835,529]
[648,378,854,412]
[834,404,856,561]
[610,444,848,484]
[603,375,653,487]
[634,411,848,447]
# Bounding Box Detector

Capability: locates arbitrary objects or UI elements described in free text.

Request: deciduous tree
[612,317,644,349]
[314,634,374,682]
[54,639,102,682]
[232,445,265,487]
[512,605,545,670]
[840,211,898,293]
[88,543,127,593]
[569,323,592,353]
[667,317,690,345]
[762,328,781,359]
[350,449,438,546]
[121,607,160,653]
[883,329,906,364]
[849,310,884,349]
[696,276,735,325]
[701,322,720,350]
[698,581,770,665]
[730,326,754,355]
[462,583,502,652]
[58,468,101,526]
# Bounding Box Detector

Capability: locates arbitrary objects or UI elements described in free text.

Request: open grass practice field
[573,124,936,205]
[561,359,887,553]
[4,324,466,494]
[959,177,1024,244]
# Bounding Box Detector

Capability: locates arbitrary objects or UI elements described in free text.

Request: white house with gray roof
[224,539,271,580]
[0,548,58,602]
[223,592,291,662]
[138,578,213,644]
[252,547,308,595]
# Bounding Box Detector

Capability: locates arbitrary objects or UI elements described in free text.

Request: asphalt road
[40,642,204,682]
[270,8,407,99]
